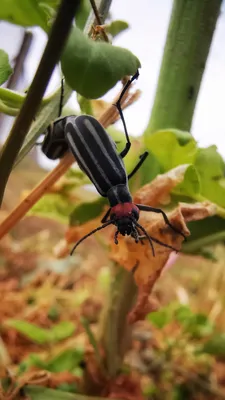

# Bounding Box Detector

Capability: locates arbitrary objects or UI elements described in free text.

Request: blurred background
[1,1,225,399]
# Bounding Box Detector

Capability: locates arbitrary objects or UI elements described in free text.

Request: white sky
[1,0,225,165]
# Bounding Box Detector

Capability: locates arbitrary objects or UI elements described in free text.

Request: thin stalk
[145,0,222,134]
[183,231,225,253]
[0,0,81,206]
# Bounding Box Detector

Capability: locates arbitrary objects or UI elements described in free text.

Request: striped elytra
[40,70,186,254]
[65,115,132,206]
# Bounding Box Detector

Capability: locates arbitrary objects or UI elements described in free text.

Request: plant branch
[145,0,222,134]
[7,31,33,90]
[183,231,225,253]
[89,0,109,42]
[0,0,81,206]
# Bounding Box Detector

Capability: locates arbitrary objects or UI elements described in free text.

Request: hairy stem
[145,0,222,134]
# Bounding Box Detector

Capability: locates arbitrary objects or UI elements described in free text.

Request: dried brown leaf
[134,165,194,206]
[110,201,216,286]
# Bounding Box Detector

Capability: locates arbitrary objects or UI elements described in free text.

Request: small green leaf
[0,49,12,85]
[57,383,79,393]
[25,385,115,399]
[19,348,84,374]
[105,20,129,38]
[153,129,193,145]
[0,0,49,31]
[195,146,225,207]
[138,151,162,186]
[70,197,107,226]
[46,348,84,373]
[76,0,91,30]
[48,306,60,321]
[147,308,172,329]
[145,130,197,172]
[30,194,75,224]
[173,165,200,198]
[174,305,193,324]
[5,320,76,344]
[61,27,140,98]
[174,306,214,338]
[200,333,225,358]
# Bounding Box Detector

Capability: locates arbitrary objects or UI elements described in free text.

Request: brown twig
[0,83,138,241]
[90,0,109,42]
[7,31,33,90]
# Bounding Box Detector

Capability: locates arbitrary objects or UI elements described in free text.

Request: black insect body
[64,114,185,256]
[41,71,186,255]
[41,117,69,160]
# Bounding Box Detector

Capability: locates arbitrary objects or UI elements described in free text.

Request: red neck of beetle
[111,203,139,219]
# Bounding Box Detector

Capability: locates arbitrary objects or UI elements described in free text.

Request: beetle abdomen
[65,115,127,196]
[41,117,68,160]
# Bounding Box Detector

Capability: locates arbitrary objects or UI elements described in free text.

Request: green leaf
[147,308,172,329]
[200,333,225,358]
[174,305,214,338]
[57,383,79,393]
[25,385,114,399]
[194,146,225,207]
[5,320,76,344]
[105,20,129,38]
[0,0,50,31]
[173,165,200,198]
[29,194,76,224]
[61,27,141,98]
[174,305,193,323]
[138,151,162,186]
[145,130,197,172]
[0,49,12,85]
[19,348,84,374]
[76,0,91,30]
[46,348,84,373]
[153,129,193,145]
[70,197,107,226]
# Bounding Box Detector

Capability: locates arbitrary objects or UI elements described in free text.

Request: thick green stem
[145,0,222,135]
[100,265,137,378]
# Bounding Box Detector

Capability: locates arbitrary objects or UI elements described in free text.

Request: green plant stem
[0,0,81,206]
[0,88,25,105]
[145,0,222,134]
[99,264,137,378]
[183,231,225,253]
[0,101,19,116]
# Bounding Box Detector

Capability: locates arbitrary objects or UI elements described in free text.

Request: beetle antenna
[135,222,155,256]
[136,222,179,255]
[58,77,64,117]
[70,221,113,255]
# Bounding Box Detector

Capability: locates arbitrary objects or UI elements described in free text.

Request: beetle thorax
[110,203,139,236]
